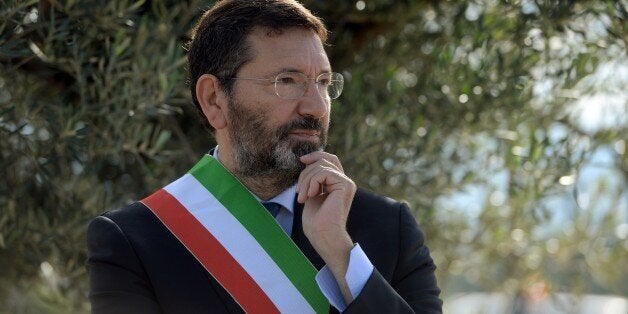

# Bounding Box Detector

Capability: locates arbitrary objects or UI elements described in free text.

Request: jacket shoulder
[353,188,404,209]
[350,188,409,222]
[89,201,167,245]
[100,201,153,222]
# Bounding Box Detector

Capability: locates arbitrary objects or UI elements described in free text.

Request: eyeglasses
[229,71,344,100]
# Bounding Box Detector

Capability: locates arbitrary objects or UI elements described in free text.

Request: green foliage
[1,0,626,312]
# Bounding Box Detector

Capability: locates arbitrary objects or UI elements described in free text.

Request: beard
[226,98,328,191]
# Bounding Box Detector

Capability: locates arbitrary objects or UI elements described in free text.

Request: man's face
[225,27,331,185]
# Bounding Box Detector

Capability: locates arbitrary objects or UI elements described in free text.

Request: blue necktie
[261,201,281,218]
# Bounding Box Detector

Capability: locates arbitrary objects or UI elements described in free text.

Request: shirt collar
[211,146,295,214]
[265,185,296,214]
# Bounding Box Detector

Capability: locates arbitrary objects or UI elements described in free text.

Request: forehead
[242,27,330,74]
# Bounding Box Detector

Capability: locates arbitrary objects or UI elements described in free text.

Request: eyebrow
[272,67,333,77]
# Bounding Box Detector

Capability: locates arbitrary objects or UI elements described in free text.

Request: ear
[196,74,228,130]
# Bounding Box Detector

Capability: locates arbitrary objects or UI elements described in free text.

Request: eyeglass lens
[274,72,344,100]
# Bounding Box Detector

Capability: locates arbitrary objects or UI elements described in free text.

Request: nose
[297,81,329,119]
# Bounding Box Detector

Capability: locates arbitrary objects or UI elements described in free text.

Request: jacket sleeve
[86,215,162,314]
[342,204,442,314]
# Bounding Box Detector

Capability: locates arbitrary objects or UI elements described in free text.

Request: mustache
[277,117,323,136]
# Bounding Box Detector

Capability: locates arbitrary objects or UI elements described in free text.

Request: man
[87,0,442,313]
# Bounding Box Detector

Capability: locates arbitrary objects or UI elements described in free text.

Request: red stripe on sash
[143,189,279,313]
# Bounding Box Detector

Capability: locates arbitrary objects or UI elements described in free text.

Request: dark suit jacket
[87,188,442,313]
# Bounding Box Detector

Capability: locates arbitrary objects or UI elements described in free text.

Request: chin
[291,141,322,157]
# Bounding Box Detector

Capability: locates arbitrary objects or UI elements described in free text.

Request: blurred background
[1,0,626,313]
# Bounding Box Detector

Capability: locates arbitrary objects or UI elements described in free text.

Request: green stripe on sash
[189,155,329,313]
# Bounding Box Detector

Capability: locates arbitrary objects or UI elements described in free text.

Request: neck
[237,175,289,201]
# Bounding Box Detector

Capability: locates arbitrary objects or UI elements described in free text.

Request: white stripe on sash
[164,174,315,313]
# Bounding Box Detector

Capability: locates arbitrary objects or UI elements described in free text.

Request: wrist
[313,232,353,272]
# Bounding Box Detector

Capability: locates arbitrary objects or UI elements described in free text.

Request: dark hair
[187,0,328,132]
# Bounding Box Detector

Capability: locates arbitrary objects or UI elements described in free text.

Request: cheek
[322,112,331,128]
[267,102,298,122]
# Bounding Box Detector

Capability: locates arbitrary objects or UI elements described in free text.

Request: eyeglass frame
[226,71,344,100]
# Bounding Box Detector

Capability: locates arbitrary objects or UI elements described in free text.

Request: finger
[297,159,339,187]
[298,165,340,202]
[300,151,344,172]
[298,165,331,201]
[297,174,309,203]
[307,175,324,198]
[305,167,346,198]
[300,152,342,170]
[297,187,306,203]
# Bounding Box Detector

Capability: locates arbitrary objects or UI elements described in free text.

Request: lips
[289,129,321,141]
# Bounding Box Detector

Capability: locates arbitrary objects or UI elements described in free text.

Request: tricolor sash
[141,155,328,313]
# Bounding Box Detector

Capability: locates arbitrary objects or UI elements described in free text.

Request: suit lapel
[291,200,325,270]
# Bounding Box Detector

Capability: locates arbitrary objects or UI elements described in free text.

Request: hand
[297,151,356,303]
